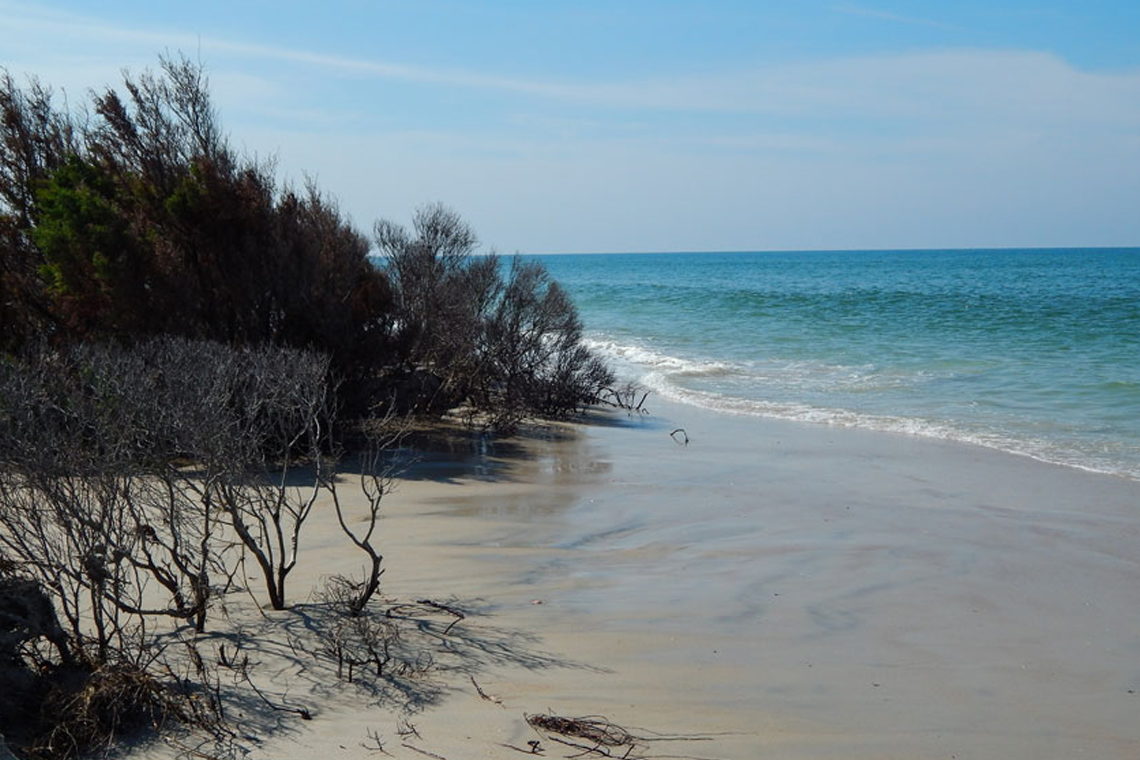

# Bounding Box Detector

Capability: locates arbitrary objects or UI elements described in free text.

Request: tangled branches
[524,713,716,760]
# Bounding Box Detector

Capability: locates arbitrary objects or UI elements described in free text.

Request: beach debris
[401,744,448,760]
[360,727,390,754]
[670,428,690,445]
[602,383,651,415]
[242,669,312,720]
[500,739,547,754]
[416,598,467,634]
[525,713,718,759]
[470,674,504,705]
[525,713,638,757]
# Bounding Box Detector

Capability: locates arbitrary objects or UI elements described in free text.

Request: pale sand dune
[143,400,1140,759]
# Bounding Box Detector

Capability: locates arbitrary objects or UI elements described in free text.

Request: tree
[1,57,396,383]
[0,71,78,349]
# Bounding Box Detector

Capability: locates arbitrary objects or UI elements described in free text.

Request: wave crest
[583,338,737,378]
[586,335,1139,481]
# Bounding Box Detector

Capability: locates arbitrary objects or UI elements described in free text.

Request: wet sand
[157,401,1140,759]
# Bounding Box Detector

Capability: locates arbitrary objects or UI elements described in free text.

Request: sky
[2,1,1138,253]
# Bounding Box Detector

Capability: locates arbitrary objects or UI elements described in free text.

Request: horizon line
[519,245,1140,256]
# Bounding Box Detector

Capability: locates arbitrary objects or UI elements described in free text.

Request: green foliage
[30,156,146,334]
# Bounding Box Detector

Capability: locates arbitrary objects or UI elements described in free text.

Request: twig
[525,713,722,760]
[416,598,466,634]
[500,741,546,755]
[361,727,392,755]
[547,735,620,758]
[527,714,634,747]
[401,744,448,760]
[470,674,504,705]
[240,669,311,720]
[669,428,689,445]
[160,736,235,760]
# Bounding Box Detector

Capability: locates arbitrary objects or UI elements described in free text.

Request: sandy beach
[153,399,1140,760]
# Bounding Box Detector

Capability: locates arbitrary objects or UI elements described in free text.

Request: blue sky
[2,1,1138,253]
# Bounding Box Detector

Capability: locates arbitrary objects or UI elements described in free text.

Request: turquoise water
[533,248,1140,481]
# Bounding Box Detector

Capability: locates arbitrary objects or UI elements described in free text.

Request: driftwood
[470,675,503,705]
[526,714,635,747]
[601,384,650,415]
[525,713,718,760]
[401,743,448,760]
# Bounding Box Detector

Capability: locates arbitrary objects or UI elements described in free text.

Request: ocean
[532,248,1140,481]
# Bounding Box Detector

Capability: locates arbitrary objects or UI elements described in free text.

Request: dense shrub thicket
[0,55,612,424]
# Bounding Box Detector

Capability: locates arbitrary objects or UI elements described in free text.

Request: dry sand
[146,400,1140,759]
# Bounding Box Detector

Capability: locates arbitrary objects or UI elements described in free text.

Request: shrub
[376,204,613,428]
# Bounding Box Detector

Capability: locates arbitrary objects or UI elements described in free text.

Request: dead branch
[546,734,622,757]
[527,714,635,748]
[236,666,311,721]
[401,743,448,760]
[415,598,466,634]
[601,384,650,415]
[500,741,546,754]
[527,713,721,760]
[360,727,392,755]
[470,674,503,705]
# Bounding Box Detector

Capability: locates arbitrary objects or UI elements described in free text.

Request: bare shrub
[0,561,225,760]
[190,344,337,612]
[600,381,651,415]
[313,580,402,684]
[326,433,407,617]
[0,337,353,755]
[28,663,175,760]
[0,338,348,652]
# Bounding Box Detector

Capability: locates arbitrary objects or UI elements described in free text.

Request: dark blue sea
[533,248,1140,481]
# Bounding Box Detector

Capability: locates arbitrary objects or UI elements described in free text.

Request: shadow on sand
[151,594,603,758]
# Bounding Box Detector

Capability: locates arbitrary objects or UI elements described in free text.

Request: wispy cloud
[0,1,585,99]
[4,0,1137,134]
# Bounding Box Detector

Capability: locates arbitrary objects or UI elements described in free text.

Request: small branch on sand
[360,727,392,755]
[527,714,635,749]
[470,674,504,705]
[525,713,716,760]
[416,598,467,634]
[238,666,311,720]
[401,744,449,760]
[499,741,546,754]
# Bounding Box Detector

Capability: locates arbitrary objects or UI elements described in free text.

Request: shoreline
[642,383,1140,484]
[146,400,1140,759]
